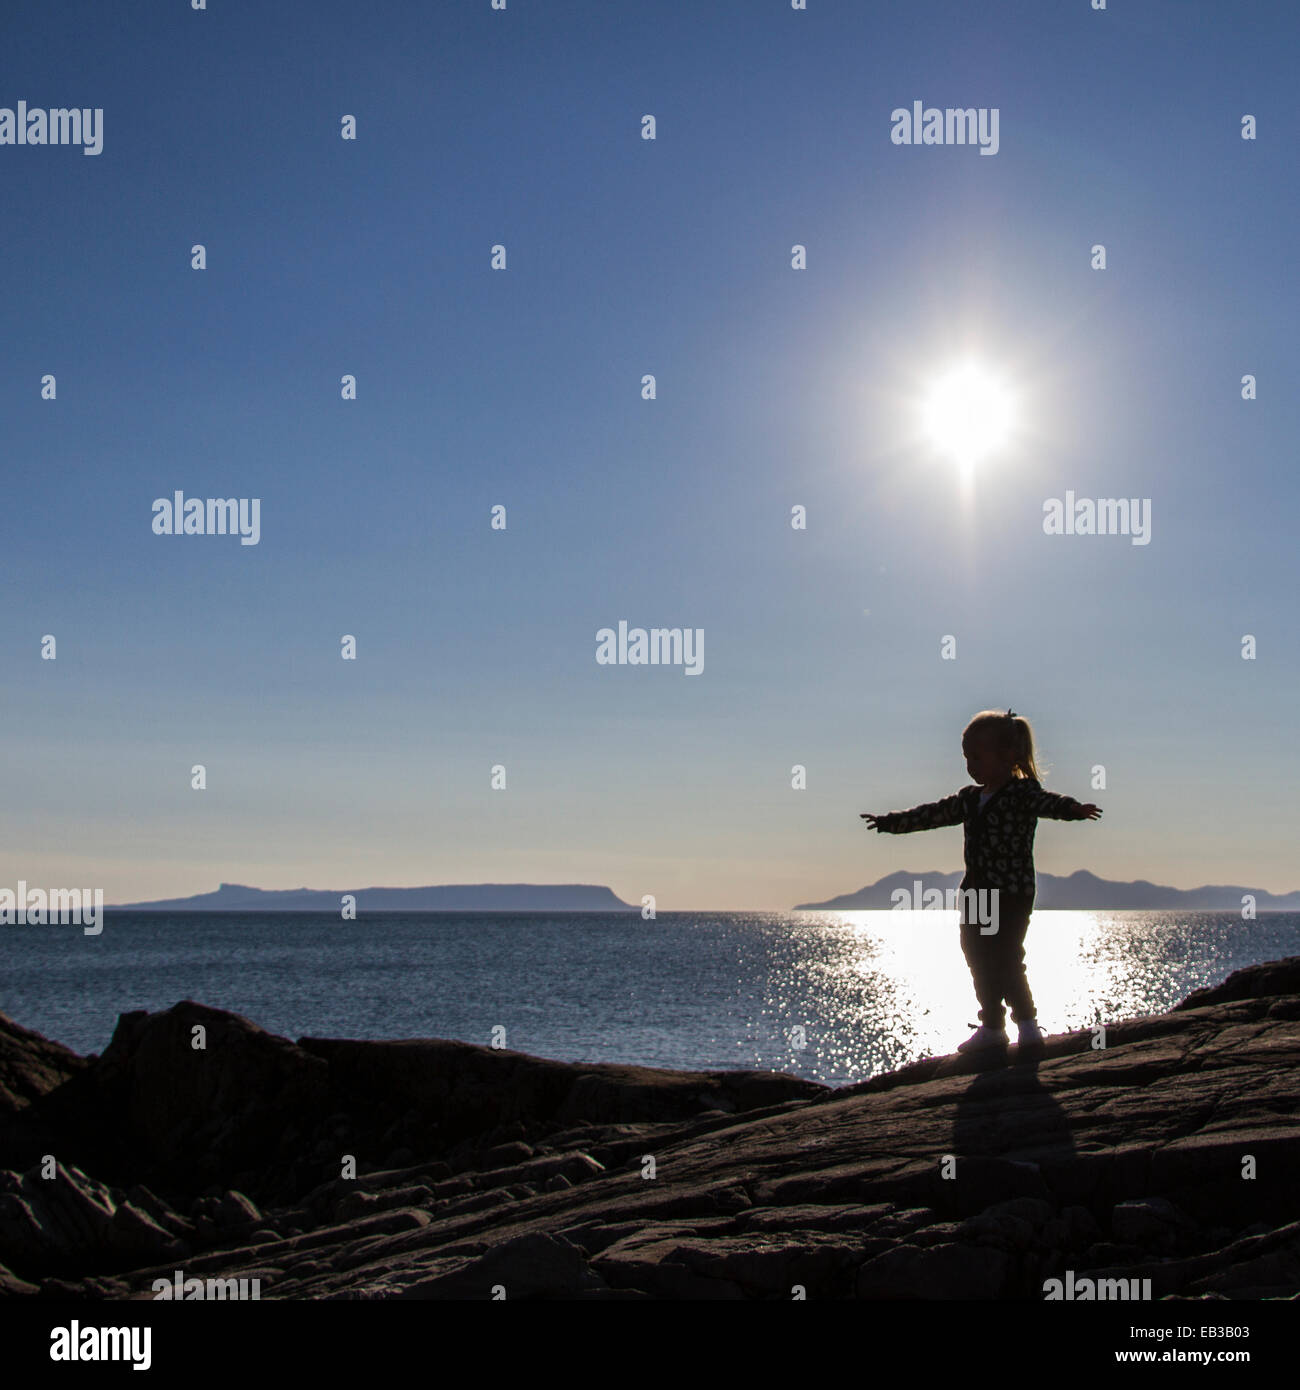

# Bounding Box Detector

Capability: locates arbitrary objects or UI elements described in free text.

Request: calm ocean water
[5,911,1298,1088]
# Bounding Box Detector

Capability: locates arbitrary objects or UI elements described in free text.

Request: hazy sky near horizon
[3,1,1298,909]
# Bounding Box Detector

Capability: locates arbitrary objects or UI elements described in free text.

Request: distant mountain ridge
[795,869,1300,911]
[113,883,636,912]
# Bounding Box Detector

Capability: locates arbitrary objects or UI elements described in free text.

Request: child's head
[962,709,1042,782]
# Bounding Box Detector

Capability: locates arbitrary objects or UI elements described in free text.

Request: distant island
[107,873,1300,914]
[112,883,637,912]
[795,869,1300,911]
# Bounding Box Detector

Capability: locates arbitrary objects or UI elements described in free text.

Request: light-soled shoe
[1017,1019,1046,1050]
[957,1024,1008,1053]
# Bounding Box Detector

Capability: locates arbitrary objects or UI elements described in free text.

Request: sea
[6,910,1298,1088]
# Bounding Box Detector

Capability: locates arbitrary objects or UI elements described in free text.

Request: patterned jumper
[873,775,1090,902]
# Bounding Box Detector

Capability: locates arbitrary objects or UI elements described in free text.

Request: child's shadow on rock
[950,1059,1076,1185]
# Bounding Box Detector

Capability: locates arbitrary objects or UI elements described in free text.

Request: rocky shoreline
[2,957,1299,1300]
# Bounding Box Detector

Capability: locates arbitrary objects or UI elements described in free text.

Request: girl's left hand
[1077,804,1102,819]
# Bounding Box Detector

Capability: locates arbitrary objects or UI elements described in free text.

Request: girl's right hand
[860,814,881,830]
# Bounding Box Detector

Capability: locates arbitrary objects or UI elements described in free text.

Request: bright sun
[921,363,1015,467]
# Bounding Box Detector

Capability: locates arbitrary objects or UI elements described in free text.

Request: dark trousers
[959,890,1035,1028]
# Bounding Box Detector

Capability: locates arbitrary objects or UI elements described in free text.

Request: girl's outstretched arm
[1026,788,1103,820]
[861,791,966,833]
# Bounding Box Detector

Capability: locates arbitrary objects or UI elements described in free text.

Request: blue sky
[2,0,1297,908]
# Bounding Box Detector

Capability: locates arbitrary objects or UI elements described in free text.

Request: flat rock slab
[3,955,1299,1299]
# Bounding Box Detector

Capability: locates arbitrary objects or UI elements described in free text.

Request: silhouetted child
[862,709,1101,1056]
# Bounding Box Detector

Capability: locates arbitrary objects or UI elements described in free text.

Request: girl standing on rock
[861,710,1101,1057]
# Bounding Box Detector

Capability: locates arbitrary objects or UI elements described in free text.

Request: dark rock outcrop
[0,1014,89,1171]
[1172,957,1300,1010]
[0,1161,188,1276]
[3,955,1299,1299]
[23,1001,821,1205]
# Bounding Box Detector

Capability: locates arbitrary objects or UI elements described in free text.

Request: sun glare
[922,362,1015,467]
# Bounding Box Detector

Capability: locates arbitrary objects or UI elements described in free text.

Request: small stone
[1112,1197,1191,1248]
[482,1141,533,1168]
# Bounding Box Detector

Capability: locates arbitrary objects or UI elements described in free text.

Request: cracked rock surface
[2,956,1298,1299]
